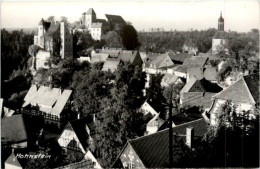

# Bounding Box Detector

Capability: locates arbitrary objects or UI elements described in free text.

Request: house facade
[57,116,102,168]
[209,74,259,126]
[21,85,73,129]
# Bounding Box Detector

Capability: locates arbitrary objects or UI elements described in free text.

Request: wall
[212,39,224,54]
[35,50,51,70]
[84,151,102,168]
[60,22,73,59]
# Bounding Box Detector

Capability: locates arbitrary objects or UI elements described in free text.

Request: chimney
[93,114,96,122]
[186,127,194,148]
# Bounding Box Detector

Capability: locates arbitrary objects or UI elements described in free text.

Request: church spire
[218,11,224,31]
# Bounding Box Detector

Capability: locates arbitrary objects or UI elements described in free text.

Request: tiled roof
[187,67,217,81]
[91,53,109,63]
[172,112,202,126]
[102,59,120,72]
[105,14,125,24]
[86,8,96,15]
[169,53,193,63]
[22,86,72,116]
[91,23,102,28]
[46,21,60,35]
[117,50,139,63]
[174,65,187,73]
[213,31,225,39]
[161,74,179,86]
[128,118,208,168]
[69,116,96,151]
[180,92,216,109]
[150,54,173,68]
[1,114,27,144]
[180,76,197,93]
[204,67,217,81]
[181,77,222,93]
[182,56,208,67]
[187,67,204,80]
[213,73,259,104]
[97,48,121,57]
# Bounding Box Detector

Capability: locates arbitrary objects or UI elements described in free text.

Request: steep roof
[187,67,217,81]
[128,118,208,168]
[213,74,259,104]
[86,8,96,15]
[181,77,222,93]
[187,67,204,80]
[174,65,188,73]
[46,21,60,35]
[213,31,225,39]
[161,74,179,86]
[172,112,202,126]
[105,14,125,24]
[68,116,96,151]
[91,23,102,28]
[169,53,193,63]
[1,114,27,144]
[117,50,139,63]
[91,53,109,63]
[180,92,216,109]
[204,67,217,81]
[182,56,208,67]
[22,86,72,116]
[102,59,120,72]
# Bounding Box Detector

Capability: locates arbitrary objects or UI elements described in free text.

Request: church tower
[218,12,224,31]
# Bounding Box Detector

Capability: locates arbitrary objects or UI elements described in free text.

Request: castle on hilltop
[75,8,126,40]
[34,19,73,59]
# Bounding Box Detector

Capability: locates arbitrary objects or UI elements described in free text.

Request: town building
[209,73,259,126]
[57,116,102,168]
[112,118,208,168]
[21,85,74,129]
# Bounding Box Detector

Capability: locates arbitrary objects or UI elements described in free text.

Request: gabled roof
[102,59,120,72]
[22,86,72,116]
[98,48,121,57]
[127,118,208,168]
[91,53,109,63]
[204,67,217,81]
[1,114,27,144]
[187,67,217,81]
[150,54,172,68]
[91,23,102,28]
[5,154,23,168]
[46,21,60,35]
[117,50,139,63]
[38,18,45,25]
[172,112,202,126]
[68,116,96,151]
[174,65,187,73]
[213,73,259,104]
[161,74,179,86]
[169,53,193,63]
[105,14,125,24]
[182,56,208,67]
[180,92,216,109]
[86,8,96,15]
[181,77,222,93]
[187,67,204,80]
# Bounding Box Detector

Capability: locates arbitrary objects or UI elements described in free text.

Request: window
[128,162,134,169]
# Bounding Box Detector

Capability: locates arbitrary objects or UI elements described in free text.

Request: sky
[1,0,259,32]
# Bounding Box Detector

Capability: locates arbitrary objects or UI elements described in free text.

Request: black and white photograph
[0,0,259,168]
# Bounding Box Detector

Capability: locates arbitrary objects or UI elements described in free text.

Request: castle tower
[37,18,45,48]
[60,22,73,59]
[218,12,224,31]
[85,8,96,31]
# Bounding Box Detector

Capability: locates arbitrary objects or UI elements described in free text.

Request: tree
[121,24,140,50]
[47,16,55,22]
[102,31,123,48]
